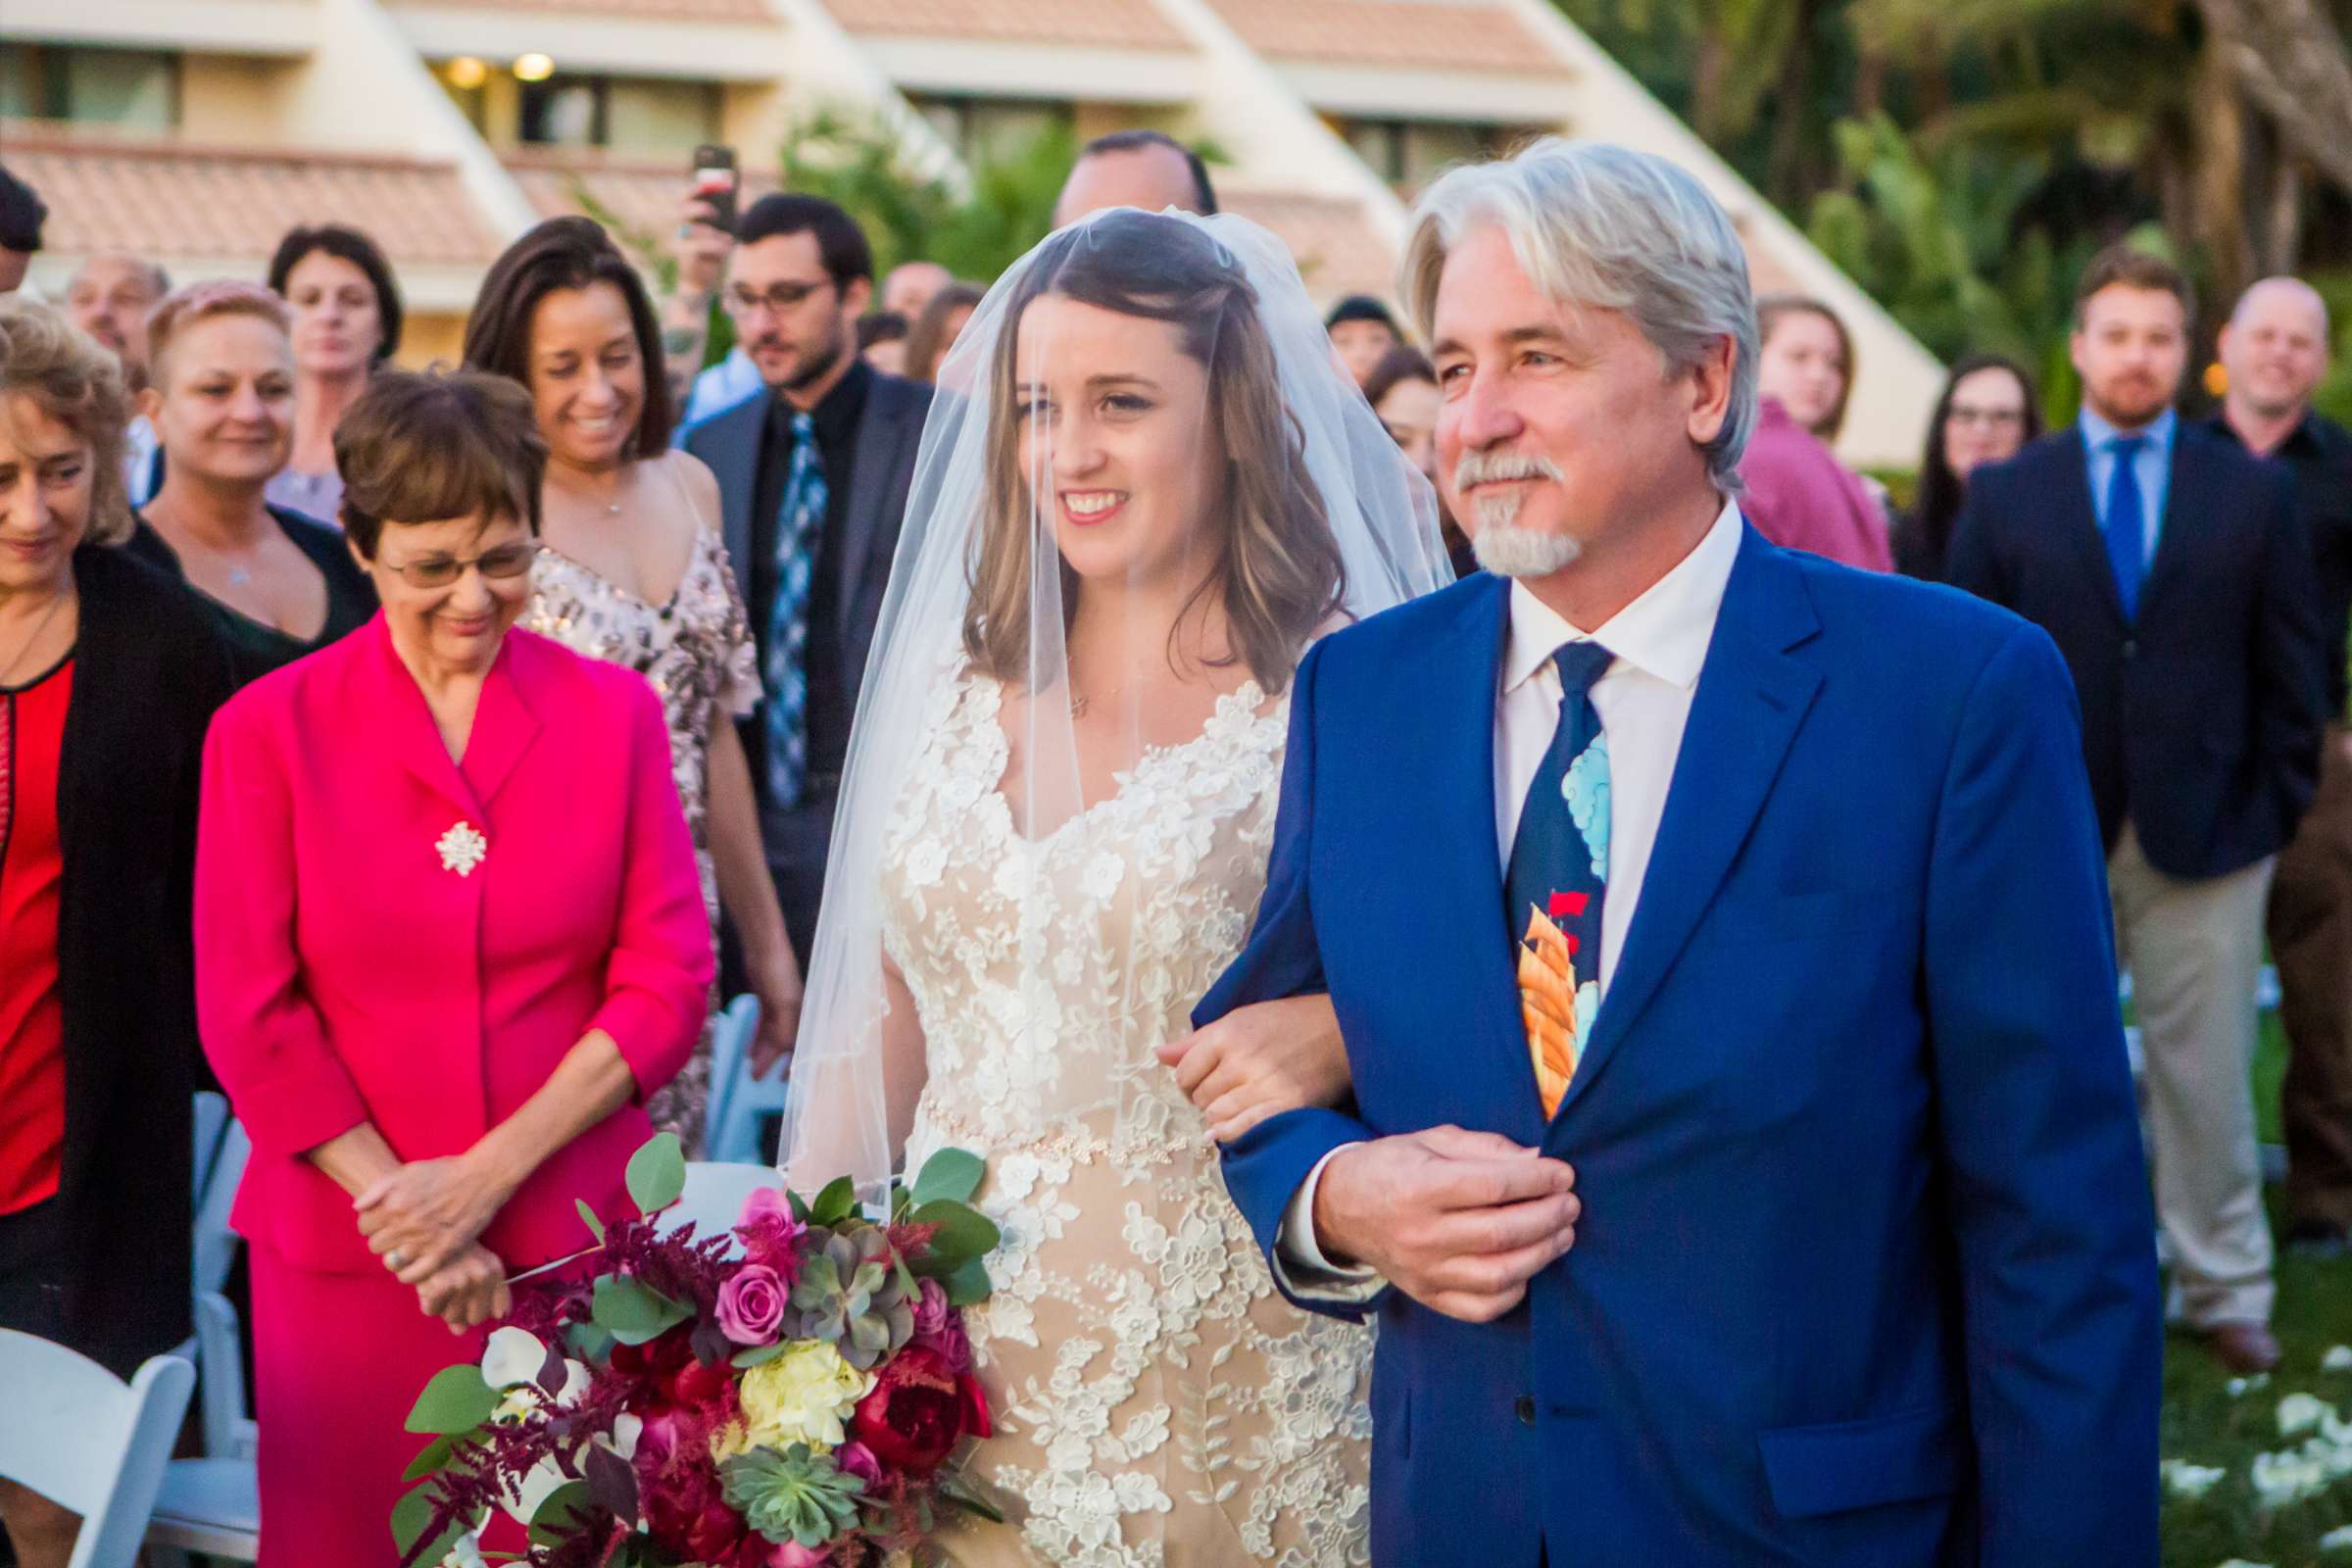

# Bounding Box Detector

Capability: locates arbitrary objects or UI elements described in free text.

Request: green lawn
[2161,1018,2352,1568]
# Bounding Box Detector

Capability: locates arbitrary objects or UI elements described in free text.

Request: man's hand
[749,965,804,1081]
[415,1243,512,1334]
[1157,995,1350,1142]
[356,1155,512,1285]
[1312,1126,1579,1322]
[675,193,732,298]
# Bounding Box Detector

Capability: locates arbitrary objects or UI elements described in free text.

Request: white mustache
[1453,451,1565,490]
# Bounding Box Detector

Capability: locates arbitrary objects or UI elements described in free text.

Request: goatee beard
[1472,519,1584,577]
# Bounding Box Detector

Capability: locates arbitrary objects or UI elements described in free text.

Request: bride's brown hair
[962,212,1347,695]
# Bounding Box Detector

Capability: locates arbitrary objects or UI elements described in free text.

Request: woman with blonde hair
[782,208,1446,1563]
[0,297,235,1568]
[124,279,375,681]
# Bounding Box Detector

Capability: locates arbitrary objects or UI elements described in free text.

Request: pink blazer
[196,615,711,1275]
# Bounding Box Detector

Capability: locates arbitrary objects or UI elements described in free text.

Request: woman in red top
[195,368,710,1566]
[0,301,236,1567]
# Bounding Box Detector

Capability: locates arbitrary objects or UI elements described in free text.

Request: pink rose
[834,1441,882,1484]
[765,1544,828,1568]
[735,1189,808,1280]
[910,1278,951,1338]
[715,1263,787,1347]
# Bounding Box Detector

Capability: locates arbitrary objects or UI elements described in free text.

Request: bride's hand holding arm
[1156,993,1351,1143]
[708,708,803,1078]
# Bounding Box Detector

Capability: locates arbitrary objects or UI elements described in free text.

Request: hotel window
[514,74,718,154]
[1344,119,1527,192]
[907,95,1074,166]
[0,45,178,131]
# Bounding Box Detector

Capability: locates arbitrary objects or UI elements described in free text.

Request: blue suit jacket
[1198,529,2160,1567]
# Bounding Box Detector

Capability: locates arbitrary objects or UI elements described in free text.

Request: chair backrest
[190,1093,229,1213]
[701,994,760,1154]
[193,1121,250,1298]
[656,1162,780,1247]
[706,995,781,1164]
[192,1291,257,1459]
[0,1330,195,1568]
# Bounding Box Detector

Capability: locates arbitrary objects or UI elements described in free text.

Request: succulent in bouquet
[391,1135,1003,1568]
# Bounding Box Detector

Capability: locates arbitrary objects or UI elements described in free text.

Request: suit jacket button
[1515,1395,1537,1425]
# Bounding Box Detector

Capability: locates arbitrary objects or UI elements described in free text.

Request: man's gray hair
[1401,138,1759,488]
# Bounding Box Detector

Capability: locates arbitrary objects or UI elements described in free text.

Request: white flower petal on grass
[480,1326,546,1391]
[2229,1374,2274,1397]
[2160,1459,2227,1498]
[2279,1393,2335,1436]
[2215,1560,2277,1568]
[2319,1523,2352,1550]
[2325,1346,2352,1373]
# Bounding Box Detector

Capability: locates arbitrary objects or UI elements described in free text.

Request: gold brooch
[436,821,489,877]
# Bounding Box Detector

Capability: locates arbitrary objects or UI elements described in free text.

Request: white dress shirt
[1275,501,1746,1291]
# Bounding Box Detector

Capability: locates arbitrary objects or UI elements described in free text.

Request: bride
[782,208,1446,1565]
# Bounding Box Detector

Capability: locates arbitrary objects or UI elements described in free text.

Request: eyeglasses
[1947,405,2026,429]
[382,542,535,589]
[725,278,835,318]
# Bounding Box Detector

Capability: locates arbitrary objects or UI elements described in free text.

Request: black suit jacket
[54,545,237,1375]
[1948,420,2325,880]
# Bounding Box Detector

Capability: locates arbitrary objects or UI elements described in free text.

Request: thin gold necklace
[0,587,72,686]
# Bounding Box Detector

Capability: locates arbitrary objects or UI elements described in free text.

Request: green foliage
[527,1480,595,1547]
[769,107,1074,286]
[789,1225,914,1369]
[591,1273,693,1347]
[405,1364,497,1435]
[390,1483,470,1566]
[625,1131,686,1216]
[721,1444,867,1548]
[909,1147,986,1207]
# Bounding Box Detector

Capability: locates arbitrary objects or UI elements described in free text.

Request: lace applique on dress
[882,669,1373,1567]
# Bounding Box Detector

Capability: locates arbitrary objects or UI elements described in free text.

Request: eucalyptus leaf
[592,1274,692,1347]
[943,1253,993,1307]
[527,1480,596,1547]
[910,1199,1000,1260]
[938,1472,1006,1524]
[731,1341,789,1369]
[402,1431,463,1483]
[788,1188,810,1222]
[390,1485,432,1554]
[809,1175,858,1227]
[574,1199,606,1246]
[910,1147,986,1206]
[624,1132,686,1215]
[404,1364,498,1435]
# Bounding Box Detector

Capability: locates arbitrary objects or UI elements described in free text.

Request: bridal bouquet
[392,1136,1001,1568]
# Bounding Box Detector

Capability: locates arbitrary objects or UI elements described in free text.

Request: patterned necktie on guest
[1506,641,1614,1117]
[764,410,828,808]
[2103,433,2148,621]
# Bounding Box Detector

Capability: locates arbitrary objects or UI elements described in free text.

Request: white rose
[480,1326,547,1391]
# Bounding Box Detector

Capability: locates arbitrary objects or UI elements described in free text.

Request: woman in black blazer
[0,299,235,1567]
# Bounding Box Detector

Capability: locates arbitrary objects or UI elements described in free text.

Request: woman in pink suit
[195,368,711,1565]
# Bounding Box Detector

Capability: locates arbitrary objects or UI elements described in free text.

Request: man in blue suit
[1196,140,2160,1566]
[1949,249,2327,1373]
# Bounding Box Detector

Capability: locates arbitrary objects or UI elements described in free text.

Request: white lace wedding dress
[880,668,1374,1567]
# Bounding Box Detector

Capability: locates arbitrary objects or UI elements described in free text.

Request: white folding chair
[190,1093,229,1215]
[656,1161,782,1247]
[144,1454,260,1564]
[704,995,777,1164]
[0,1329,195,1568]
[192,1121,248,1302]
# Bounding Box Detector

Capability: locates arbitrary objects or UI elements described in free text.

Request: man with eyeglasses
[2211,277,2352,1257]
[683,195,932,1020]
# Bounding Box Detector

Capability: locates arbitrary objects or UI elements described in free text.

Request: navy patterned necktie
[764,410,828,808]
[1506,640,1615,1115]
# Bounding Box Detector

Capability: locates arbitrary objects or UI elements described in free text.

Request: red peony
[851,1345,993,1474]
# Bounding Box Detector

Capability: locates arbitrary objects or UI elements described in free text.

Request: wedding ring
[386,1249,408,1270]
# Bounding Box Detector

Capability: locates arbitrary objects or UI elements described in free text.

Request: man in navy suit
[1950,247,2327,1374]
[683,196,931,1046]
[1198,140,2159,1566]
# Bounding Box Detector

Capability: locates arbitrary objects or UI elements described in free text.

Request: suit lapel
[460,634,544,809]
[1422,577,1550,1147]
[1546,530,1822,1129]
[359,616,485,817]
[2137,428,2206,613]
[709,396,763,595]
[834,375,912,667]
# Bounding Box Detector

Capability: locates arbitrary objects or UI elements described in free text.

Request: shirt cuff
[1273,1144,1385,1300]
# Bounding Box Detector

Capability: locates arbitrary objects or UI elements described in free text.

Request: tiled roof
[1223,188,1397,305]
[1206,0,1570,75]
[382,0,775,20]
[505,149,782,264]
[2,124,503,266]
[818,0,1190,50]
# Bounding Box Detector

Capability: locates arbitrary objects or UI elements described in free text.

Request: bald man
[1054,129,1216,227]
[879,260,950,321]
[63,250,172,503]
[2214,277,2352,1254]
